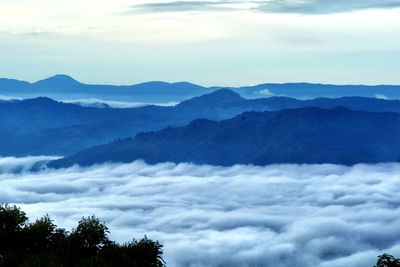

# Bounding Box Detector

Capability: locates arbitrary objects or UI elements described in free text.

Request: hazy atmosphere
[1,0,400,85]
[2,1,400,267]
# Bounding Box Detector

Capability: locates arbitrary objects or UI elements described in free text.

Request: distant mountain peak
[178,89,244,107]
[172,81,203,87]
[131,81,206,91]
[19,96,60,106]
[210,88,242,97]
[34,74,80,86]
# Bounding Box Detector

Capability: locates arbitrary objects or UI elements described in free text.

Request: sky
[2,158,400,266]
[0,0,400,86]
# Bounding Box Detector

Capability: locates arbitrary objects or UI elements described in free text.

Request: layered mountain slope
[0,90,244,156]
[3,89,400,156]
[49,107,400,168]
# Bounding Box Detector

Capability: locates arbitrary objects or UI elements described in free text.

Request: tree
[102,237,165,267]
[0,204,28,247]
[70,215,110,251]
[0,203,28,236]
[375,253,400,267]
[23,215,66,251]
[0,205,165,267]
[0,203,29,266]
[66,215,111,266]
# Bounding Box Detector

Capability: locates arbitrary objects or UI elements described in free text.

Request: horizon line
[2,74,400,88]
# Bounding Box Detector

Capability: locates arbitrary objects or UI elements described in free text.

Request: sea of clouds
[1,157,400,267]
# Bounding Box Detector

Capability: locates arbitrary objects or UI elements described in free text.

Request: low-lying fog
[1,157,400,267]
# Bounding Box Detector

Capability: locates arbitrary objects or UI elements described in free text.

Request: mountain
[178,89,245,107]
[2,75,400,102]
[0,75,211,102]
[245,96,400,113]
[49,106,400,168]
[0,90,246,156]
[4,89,400,157]
[233,83,400,99]
[34,74,80,84]
[0,78,30,88]
[33,74,81,88]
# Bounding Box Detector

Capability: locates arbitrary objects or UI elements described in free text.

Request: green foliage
[0,204,165,267]
[24,215,66,250]
[70,216,110,252]
[375,254,400,267]
[0,203,28,232]
[0,203,29,266]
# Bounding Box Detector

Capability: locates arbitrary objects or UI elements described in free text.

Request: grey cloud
[130,0,400,14]
[130,1,237,13]
[2,159,400,266]
[256,0,400,14]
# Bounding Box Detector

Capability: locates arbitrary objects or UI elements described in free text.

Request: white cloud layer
[2,158,400,266]
[61,98,178,108]
[0,156,60,174]
[0,95,21,101]
[257,89,275,97]
[374,94,391,100]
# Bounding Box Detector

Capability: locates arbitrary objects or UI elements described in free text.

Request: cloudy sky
[2,158,400,266]
[0,0,400,86]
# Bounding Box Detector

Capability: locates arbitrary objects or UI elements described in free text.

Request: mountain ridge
[2,74,400,101]
[3,89,400,157]
[33,74,81,86]
[49,106,400,168]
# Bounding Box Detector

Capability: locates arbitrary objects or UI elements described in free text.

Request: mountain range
[2,74,400,102]
[3,88,400,162]
[49,106,400,168]
[0,74,208,102]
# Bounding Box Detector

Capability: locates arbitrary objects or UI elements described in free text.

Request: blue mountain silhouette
[49,106,400,168]
[3,89,400,158]
[2,75,400,101]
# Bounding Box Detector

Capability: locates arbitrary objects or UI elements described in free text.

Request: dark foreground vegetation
[0,204,165,267]
[375,254,400,267]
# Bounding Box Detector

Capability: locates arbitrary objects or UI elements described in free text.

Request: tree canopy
[375,253,400,267]
[0,203,165,267]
